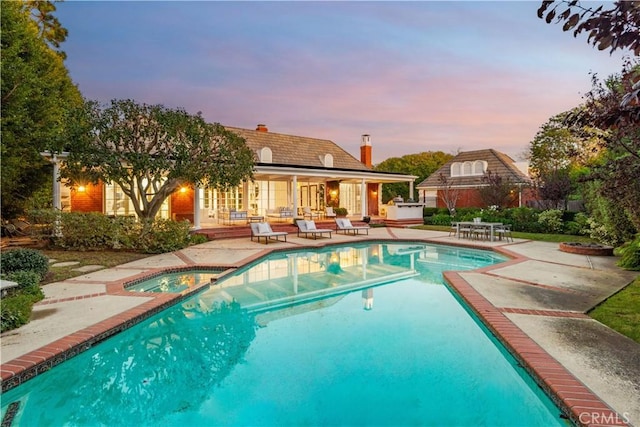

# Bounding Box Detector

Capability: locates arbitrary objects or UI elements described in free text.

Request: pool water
[127,270,219,293]
[1,242,566,426]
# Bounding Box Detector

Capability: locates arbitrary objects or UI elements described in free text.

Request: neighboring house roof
[416,149,531,189]
[225,126,371,171]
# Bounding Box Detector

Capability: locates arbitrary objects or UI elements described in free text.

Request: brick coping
[0,237,631,426]
[444,270,629,427]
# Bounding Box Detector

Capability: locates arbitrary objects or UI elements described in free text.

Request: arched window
[259,147,272,163]
[463,161,472,175]
[473,160,487,175]
[323,154,334,168]
[450,162,461,177]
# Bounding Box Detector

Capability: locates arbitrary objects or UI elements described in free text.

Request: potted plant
[334,207,348,217]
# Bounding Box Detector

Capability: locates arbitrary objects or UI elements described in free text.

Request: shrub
[51,212,116,250]
[0,248,49,279]
[508,207,540,232]
[1,293,38,332]
[189,233,209,246]
[423,207,439,217]
[564,212,590,236]
[430,213,453,226]
[616,235,640,271]
[135,219,193,254]
[538,209,564,234]
[334,207,348,216]
[5,270,41,290]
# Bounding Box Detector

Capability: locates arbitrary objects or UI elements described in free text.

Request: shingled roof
[225,126,371,171]
[416,149,531,188]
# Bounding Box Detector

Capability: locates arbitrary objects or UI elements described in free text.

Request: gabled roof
[416,149,531,188]
[225,126,371,171]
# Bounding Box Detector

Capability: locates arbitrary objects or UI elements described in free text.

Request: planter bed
[559,242,614,256]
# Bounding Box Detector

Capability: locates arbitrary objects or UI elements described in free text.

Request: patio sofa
[218,208,248,225]
[266,207,294,222]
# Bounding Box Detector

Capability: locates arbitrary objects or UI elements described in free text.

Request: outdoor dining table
[454,221,503,242]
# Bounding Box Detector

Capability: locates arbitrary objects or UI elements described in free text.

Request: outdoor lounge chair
[250,222,288,244]
[335,218,370,235]
[325,207,336,219]
[302,206,320,220]
[295,219,332,239]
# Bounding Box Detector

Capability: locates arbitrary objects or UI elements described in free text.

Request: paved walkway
[1,228,638,426]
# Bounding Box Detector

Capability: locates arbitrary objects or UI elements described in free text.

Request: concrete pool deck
[1,227,638,426]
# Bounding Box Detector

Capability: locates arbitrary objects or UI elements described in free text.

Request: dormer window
[322,153,334,168]
[259,147,272,163]
[473,160,487,174]
[450,160,488,177]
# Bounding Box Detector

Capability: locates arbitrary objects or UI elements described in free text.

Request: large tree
[62,99,256,220]
[527,111,604,208]
[539,1,640,233]
[1,0,82,217]
[538,0,640,55]
[374,151,453,203]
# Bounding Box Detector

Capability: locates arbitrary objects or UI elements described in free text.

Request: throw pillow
[305,220,316,230]
[257,223,270,234]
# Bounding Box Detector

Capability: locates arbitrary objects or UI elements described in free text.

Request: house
[416,149,533,209]
[45,124,418,229]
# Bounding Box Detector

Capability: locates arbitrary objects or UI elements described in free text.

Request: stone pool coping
[1,229,637,426]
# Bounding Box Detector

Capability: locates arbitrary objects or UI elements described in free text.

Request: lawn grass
[41,250,148,284]
[589,276,640,344]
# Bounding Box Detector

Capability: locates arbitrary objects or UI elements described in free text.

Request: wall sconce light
[372,191,377,195]
[330,190,337,196]
[180,187,187,193]
[77,185,86,193]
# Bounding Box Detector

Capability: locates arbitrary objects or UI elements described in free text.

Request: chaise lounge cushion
[257,222,271,234]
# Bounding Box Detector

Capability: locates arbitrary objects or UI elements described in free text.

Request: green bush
[26,208,60,239]
[5,270,41,290]
[52,212,120,250]
[564,212,590,236]
[538,209,564,234]
[189,233,209,246]
[48,213,197,253]
[423,207,439,217]
[616,235,640,271]
[1,293,38,332]
[135,219,193,254]
[584,182,636,246]
[334,207,348,216]
[0,248,49,279]
[430,213,453,226]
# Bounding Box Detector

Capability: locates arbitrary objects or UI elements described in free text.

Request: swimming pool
[0,242,566,426]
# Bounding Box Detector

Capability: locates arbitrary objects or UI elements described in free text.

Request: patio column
[292,175,298,214]
[193,186,201,230]
[361,178,366,219]
[409,180,414,201]
[40,151,69,210]
[52,154,61,210]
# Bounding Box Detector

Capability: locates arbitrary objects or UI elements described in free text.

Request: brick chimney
[360,134,372,167]
[256,124,268,132]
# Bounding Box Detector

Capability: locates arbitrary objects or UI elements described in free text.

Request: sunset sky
[55,1,627,164]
